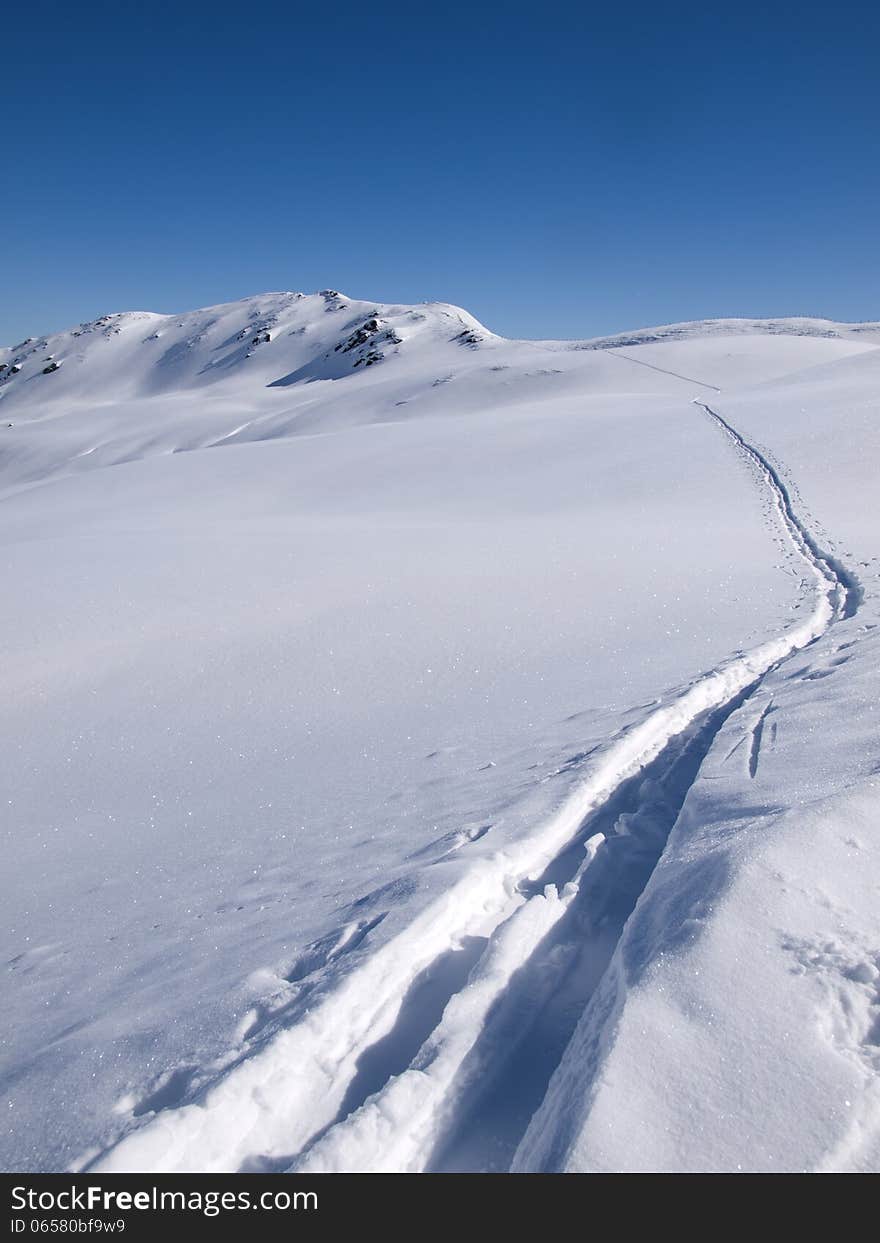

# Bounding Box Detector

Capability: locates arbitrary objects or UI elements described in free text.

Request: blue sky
[2,1,878,342]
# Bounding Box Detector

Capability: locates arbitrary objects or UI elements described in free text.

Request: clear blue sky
[2,1,878,342]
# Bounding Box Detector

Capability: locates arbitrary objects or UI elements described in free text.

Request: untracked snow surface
[1,294,878,1172]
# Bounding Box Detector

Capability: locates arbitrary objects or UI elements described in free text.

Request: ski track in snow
[602,348,722,392]
[88,394,861,1175]
[694,403,861,622]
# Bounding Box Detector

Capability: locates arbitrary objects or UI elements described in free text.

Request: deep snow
[1,293,878,1172]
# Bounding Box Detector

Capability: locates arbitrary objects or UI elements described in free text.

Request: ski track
[90,395,861,1175]
[694,403,861,621]
[602,348,722,392]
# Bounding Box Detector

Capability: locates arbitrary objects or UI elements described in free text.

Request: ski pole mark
[748,699,774,779]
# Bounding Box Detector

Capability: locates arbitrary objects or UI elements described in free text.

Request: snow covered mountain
[2,291,879,1173]
[1,291,875,491]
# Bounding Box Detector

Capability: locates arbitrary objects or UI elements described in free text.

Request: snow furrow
[91,401,857,1174]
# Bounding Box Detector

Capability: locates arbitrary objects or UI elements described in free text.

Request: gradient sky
[2,1,878,343]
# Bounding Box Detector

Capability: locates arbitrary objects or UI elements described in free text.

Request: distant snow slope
[1,292,878,1172]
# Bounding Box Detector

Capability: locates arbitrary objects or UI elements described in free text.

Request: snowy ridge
[0,290,494,407]
[90,394,859,1174]
[2,293,878,504]
[574,316,880,350]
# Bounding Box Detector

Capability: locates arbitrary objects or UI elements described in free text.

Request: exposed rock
[337,318,381,353]
[320,290,348,312]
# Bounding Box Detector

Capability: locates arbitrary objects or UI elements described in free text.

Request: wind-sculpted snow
[1,293,878,1172]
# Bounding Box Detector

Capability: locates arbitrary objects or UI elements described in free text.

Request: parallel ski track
[696,402,861,620]
[92,396,860,1175]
